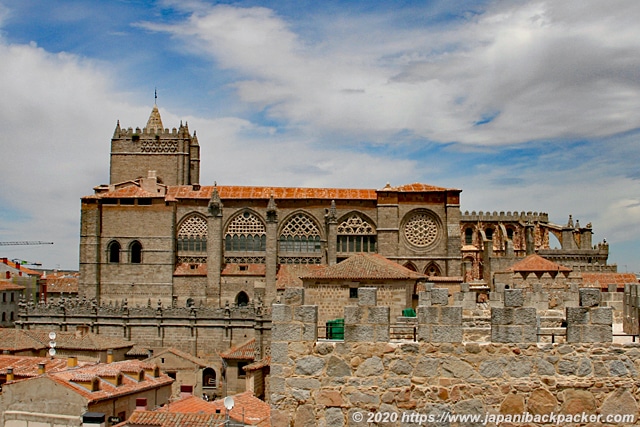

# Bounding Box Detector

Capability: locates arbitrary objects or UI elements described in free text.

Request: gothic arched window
[130,241,143,264]
[236,291,249,307]
[177,215,208,252]
[108,241,121,263]
[279,213,321,252]
[465,228,473,245]
[225,211,266,252]
[337,213,377,253]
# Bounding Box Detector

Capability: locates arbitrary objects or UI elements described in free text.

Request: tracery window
[225,212,266,252]
[425,263,441,276]
[177,215,208,252]
[337,213,377,253]
[403,210,439,248]
[279,213,321,252]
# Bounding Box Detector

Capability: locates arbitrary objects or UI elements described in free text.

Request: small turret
[146,105,163,133]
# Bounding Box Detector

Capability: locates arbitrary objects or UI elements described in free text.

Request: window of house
[236,291,249,307]
[130,241,143,264]
[349,287,358,299]
[108,241,121,263]
[237,362,248,379]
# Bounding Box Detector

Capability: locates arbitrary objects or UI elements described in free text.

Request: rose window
[404,212,438,247]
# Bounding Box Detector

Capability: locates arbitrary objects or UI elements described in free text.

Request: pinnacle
[146,105,164,132]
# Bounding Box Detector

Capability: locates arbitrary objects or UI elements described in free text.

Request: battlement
[114,125,196,139]
[462,210,549,222]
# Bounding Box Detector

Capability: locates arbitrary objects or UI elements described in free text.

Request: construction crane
[0,241,54,246]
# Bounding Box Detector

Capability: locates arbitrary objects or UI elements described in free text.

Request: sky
[0,0,639,272]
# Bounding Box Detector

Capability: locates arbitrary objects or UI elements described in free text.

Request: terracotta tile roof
[244,356,270,371]
[148,347,209,368]
[276,264,325,289]
[43,276,79,293]
[221,263,266,276]
[95,183,161,199]
[158,395,214,413]
[0,259,42,277]
[210,391,271,426]
[0,355,79,379]
[173,263,207,276]
[126,345,152,357]
[509,254,572,273]
[25,330,134,351]
[48,359,172,403]
[581,272,638,290]
[0,279,26,292]
[121,410,226,427]
[166,185,377,201]
[219,339,256,360]
[379,182,459,192]
[0,329,46,352]
[300,253,427,281]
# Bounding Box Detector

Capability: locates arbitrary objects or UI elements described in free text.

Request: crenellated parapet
[462,210,549,222]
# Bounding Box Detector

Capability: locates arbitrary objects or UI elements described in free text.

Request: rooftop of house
[300,253,427,281]
[47,359,172,403]
[219,339,257,361]
[147,347,210,368]
[0,279,25,292]
[581,272,639,290]
[118,410,227,427]
[0,355,81,379]
[0,258,41,277]
[0,328,134,353]
[508,254,573,273]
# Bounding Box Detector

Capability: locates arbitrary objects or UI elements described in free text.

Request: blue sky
[0,0,639,272]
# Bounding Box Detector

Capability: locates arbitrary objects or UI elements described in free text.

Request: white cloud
[143,1,640,145]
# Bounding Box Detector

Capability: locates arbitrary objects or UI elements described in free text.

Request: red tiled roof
[95,183,163,199]
[581,272,638,290]
[379,182,458,192]
[300,253,427,281]
[121,410,225,427]
[509,254,572,273]
[221,263,266,276]
[219,339,256,360]
[276,264,325,289]
[158,395,214,413]
[244,356,270,371]
[0,355,80,379]
[173,263,207,276]
[0,329,46,352]
[167,185,377,201]
[210,391,271,426]
[0,259,41,277]
[43,276,79,293]
[0,279,25,292]
[48,360,172,403]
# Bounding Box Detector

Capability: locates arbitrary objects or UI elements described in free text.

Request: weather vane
[154,87,158,105]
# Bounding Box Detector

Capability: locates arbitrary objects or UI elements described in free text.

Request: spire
[146,105,164,133]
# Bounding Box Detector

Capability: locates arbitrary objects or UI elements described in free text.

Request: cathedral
[78,106,611,309]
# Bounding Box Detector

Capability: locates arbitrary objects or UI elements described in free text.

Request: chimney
[5,271,10,279]
[38,363,46,375]
[7,367,14,381]
[180,384,193,399]
[135,398,148,411]
[106,349,114,364]
[67,356,78,368]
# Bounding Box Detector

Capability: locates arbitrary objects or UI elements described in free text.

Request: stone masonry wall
[270,288,634,426]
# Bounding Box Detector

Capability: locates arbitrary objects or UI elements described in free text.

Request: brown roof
[300,253,426,281]
[379,182,459,192]
[210,391,271,426]
[244,356,270,371]
[120,410,225,427]
[173,263,207,276]
[167,185,377,201]
[221,263,266,276]
[0,329,46,352]
[0,355,81,379]
[219,339,256,360]
[0,259,41,277]
[96,184,161,199]
[43,276,79,293]
[581,272,638,290]
[0,279,25,292]
[509,254,572,273]
[276,264,325,289]
[48,359,172,403]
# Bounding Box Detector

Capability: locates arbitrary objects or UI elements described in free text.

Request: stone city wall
[270,288,636,426]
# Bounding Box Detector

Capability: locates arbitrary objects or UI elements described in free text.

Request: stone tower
[109,105,200,186]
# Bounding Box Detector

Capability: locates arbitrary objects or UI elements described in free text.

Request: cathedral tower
[109,105,200,186]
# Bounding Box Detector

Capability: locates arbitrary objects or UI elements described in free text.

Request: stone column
[326,200,337,266]
[344,287,390,342]
[491,289,537,342]
[265,195,278,305]
[566,288,612,343]
[417,287,462,342]
[207,187,223,306]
